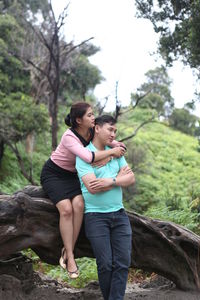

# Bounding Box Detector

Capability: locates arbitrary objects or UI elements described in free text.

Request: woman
[40,102,125,279]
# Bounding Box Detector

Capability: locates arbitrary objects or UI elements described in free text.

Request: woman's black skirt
[40,158,82,205]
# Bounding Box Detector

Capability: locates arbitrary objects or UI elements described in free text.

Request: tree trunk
[49,94,58,151]
[25,133,35,154]
[0,139,4,165]
[0,185,200,291]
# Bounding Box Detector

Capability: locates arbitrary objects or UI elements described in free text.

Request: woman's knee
[57,201,73,218]
[72,196,84,212]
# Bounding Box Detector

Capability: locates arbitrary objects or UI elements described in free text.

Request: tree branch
[5,141,36,185]
[119,116,156,142]
[122,89,152,115]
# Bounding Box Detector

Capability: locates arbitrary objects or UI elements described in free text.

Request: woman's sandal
[67,262,79,279]
[59,248,79,279]
[59,247,67,270]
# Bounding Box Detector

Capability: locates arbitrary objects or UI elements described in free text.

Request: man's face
[96,122,117,145]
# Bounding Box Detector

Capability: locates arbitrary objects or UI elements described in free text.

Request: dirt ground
[0,272,200,300]
[0,255,199,300]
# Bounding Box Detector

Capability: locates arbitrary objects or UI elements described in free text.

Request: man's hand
[117,166,133,178]
[89,178,113,192]
[115,165,135,187]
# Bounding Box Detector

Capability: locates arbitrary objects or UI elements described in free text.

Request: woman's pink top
[51,129,93,172]
[51,128,124,173]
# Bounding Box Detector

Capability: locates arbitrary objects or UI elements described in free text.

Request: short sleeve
[76,156,95,178]
[118,156,128,169]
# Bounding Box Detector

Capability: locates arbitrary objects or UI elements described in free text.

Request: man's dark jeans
[84,209,132,300]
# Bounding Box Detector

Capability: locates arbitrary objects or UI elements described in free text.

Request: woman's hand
[111,146,126,158]
[113,141,126,150]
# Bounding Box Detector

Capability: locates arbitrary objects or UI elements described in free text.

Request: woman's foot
[59,247,67,269]
[67,256,79,279]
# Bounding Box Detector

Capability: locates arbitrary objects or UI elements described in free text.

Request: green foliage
[79,43,101,57]
[0,1,103,152]
[169,108,199,136]
[0,147,29,192]
[0,0,49,17]
[0,13,22,46]
[135,0,200,69]
[131,66,174,117]
[23,249,98,288]
[62,54,104,101]
[0,92,49,143]
[0,11,50,152]
[0,14,30,94]
[146,204,199,233]
[0,132,51,192]
[117,108,200,232]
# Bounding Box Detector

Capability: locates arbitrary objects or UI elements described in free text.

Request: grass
[24,249,98,288]
[23,249,151,288]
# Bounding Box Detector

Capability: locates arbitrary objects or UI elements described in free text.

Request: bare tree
[20,2,93,150]
[96,95,110,115]
[112,84,155,141]
[114,81,121,121]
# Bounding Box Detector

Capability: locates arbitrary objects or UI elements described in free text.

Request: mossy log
[0,185,200,291]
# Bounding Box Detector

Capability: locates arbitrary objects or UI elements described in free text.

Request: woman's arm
[109,140,126,150]
[94,147,126,162]
[93,140,126,167]
[64,134,126,163]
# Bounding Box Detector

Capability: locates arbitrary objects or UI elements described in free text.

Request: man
[76,115,135,300]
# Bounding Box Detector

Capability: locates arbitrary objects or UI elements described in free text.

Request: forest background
[0,0,200,288]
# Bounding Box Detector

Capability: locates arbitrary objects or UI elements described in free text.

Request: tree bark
[25,133,35,154]
[0,139,4,165]
[0,185,200,291]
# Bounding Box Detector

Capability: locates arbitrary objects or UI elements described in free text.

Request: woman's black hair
[65,102,91,128]
[65,114,71,126]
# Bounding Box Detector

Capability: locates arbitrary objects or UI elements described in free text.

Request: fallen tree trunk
[0,185,200,291]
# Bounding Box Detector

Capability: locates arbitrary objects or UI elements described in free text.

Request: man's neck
[92,137,105,151]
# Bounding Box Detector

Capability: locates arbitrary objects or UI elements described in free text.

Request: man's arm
[81,165,135,194]
[115,165,135,187]
[81,173,113,194]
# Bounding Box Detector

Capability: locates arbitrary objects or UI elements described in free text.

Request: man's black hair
[95,115,116,126]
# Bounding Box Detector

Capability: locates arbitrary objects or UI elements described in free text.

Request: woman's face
[79,107,95,129]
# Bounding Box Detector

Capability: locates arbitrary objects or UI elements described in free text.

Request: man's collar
[90,141,110,151]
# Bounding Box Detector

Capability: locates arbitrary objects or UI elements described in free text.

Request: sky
[52,0,200,115]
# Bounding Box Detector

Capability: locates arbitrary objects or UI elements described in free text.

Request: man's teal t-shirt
[76,142,127,213]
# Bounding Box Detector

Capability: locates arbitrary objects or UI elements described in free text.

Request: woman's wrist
[109,148,115,156]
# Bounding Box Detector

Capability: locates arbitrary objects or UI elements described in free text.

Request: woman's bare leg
[56,199,77,272]
[71,195,84,248]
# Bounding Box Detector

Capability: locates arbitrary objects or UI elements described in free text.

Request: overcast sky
[52,0,200,115]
